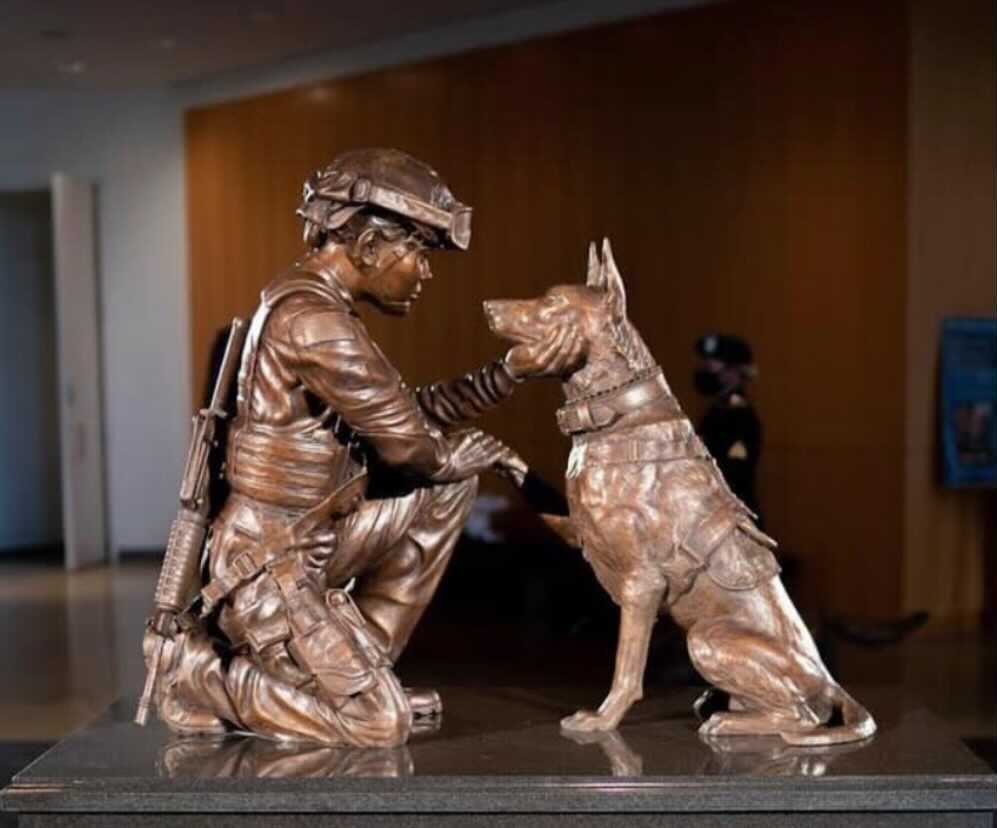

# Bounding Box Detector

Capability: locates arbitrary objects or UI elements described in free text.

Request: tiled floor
[0,560,993,747]
[0,562,147,741]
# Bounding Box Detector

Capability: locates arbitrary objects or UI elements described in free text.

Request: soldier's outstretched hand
[504,324,585,380]
[439,428,521,481]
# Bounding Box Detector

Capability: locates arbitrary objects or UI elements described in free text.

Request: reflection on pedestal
[698,732,873,777]
[564,723,871,778]
[159,736,414,779]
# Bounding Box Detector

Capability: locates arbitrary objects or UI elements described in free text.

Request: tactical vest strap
[234,274,346,419]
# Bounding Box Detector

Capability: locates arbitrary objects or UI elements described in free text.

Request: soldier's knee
[454,474,479,510]
[457,473,479,498]
[430,474,478,515]
[385,542,423,578]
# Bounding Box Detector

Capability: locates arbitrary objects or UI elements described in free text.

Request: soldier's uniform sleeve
[415,361,519,428]
[286,305,457,478]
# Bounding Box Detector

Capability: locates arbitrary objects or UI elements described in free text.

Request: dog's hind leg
[687,620,831,739]
[561,586,665,732]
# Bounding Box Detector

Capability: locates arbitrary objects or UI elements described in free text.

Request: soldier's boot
[143,626,240,737]
[404,687,442,718]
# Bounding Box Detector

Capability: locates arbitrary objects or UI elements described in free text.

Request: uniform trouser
[185,476,478,746]
[328,475,480,661]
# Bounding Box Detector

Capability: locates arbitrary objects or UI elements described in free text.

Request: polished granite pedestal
[2,687,994,826]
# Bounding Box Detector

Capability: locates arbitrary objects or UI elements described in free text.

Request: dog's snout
[483,299,510,314]
[483,299,516,331]
[482,298,546,346]
[482,300,499,330]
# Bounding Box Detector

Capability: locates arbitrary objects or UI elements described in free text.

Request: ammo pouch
[269,557,388,704]
[681,498,780,592]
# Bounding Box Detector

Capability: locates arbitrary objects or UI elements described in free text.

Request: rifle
[135,318,247,726]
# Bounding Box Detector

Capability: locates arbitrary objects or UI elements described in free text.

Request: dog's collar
[557,366,669,436]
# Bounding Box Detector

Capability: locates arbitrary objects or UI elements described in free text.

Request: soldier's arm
[287,307,449,472]
[415,323,586,428]
[287,306,495,482]
[415,360,519,429]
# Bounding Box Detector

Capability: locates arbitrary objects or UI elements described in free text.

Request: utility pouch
[707,519,781,591]
[681,496,740,566]
[244,608,293,653]
[309,590,387,700]
[271,559,381,703]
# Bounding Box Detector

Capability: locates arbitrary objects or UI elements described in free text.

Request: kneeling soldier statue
[137,148,581,746]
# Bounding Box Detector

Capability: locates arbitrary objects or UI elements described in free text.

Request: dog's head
[483,238,629,380]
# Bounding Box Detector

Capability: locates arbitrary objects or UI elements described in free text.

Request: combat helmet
[297,148,472,250]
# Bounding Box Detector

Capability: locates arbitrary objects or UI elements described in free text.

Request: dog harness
[574,418,709,465]
[562,381,780,600]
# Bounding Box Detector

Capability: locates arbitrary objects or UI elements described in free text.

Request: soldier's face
[358,231,434,316]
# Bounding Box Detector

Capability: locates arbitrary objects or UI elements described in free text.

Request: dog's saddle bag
[681,497,780,592]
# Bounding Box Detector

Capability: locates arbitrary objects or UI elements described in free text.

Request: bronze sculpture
[138,149,581,746]
[485,239,876,745]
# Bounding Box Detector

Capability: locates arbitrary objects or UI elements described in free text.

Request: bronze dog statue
[484,240,875,746]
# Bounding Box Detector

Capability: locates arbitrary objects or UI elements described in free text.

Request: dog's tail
[780,684,876,746]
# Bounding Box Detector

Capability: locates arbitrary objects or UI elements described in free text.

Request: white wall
[0,88,189,555]
[0,0,702,556]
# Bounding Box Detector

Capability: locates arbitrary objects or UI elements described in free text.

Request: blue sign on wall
[940,317,996,487]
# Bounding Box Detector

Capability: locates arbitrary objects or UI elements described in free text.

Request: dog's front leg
[561,587,664,732]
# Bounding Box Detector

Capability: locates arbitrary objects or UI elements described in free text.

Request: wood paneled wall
[187,0,908,618]
[905,0,995,630]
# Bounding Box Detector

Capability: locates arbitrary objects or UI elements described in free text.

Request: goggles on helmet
[299,172,472,251]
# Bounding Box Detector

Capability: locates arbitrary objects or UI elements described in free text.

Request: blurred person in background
[694,333,763,525]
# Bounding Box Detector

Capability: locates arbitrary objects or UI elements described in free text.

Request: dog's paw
[698,712,747,738]
[698,714,724,737]
[561,709,618,733]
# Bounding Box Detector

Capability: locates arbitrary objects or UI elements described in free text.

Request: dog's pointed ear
[601,237,627,320]
[585,241,603,289]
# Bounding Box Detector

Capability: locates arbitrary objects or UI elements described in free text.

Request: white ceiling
[0,0,561,88]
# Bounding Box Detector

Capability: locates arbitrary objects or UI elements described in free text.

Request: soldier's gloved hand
[493,449,528,487]
[432,428,519,482]
[504,324,585,380]
[286,526,338,584]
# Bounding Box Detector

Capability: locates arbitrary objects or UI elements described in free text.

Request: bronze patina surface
[485,240,877,745]
[138,149,581,747]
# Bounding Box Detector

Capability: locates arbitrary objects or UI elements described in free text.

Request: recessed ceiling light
[58,60,87,74]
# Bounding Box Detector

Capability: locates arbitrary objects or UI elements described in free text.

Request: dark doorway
[0,190,62,561]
